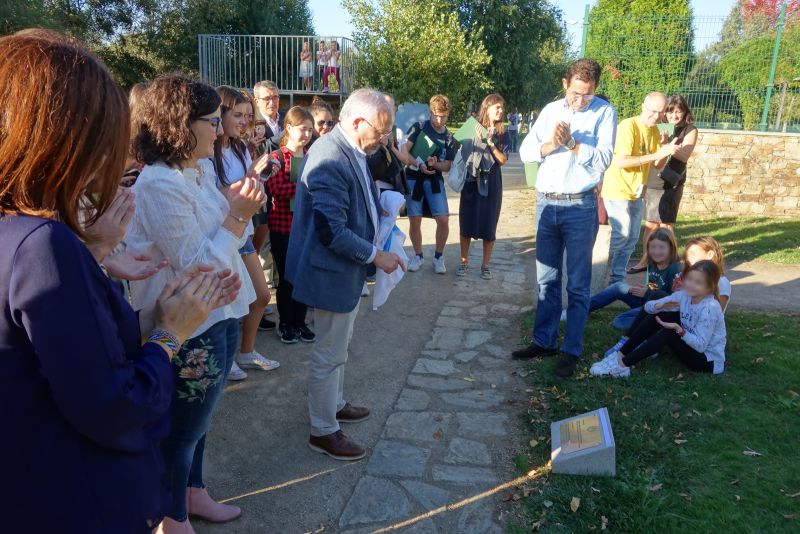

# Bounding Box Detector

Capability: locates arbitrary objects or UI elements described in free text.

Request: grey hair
[254,80,279,93]
[339,87,395,124]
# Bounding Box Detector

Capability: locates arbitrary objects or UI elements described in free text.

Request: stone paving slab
[366,440,431,478]
[382,412,452,442]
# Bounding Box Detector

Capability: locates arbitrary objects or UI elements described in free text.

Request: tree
[584,0,694,119]
[343,0,491,113]
[718,26,800,128]
[447,0,569,112]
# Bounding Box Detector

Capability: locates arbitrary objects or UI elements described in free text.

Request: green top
[645,261,681,298]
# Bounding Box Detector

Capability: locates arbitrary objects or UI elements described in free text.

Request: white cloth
[372,191,409,310]
[126,160,256,338]
[221,146,255,236]
[328,50,340,68]
[265,115,282,138]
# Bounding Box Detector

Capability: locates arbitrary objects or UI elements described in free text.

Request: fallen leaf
[675,431,684,438]
[729,478,740,485]
[679,492,692,501]
[463,377,476,382]
[789,389,798,397]
[788,490,800,498]
[432,431,442,441]
[433,415,444,422]
[570,497,581,512]
[531,519,545,530]
[692,409,702,417]
[671,412,681,419]
[743,448,763,457]
[674,439,688,445]
[601,515,609,530]
[763,332,773,337]
[735,494,741,502]
[648,483,663,492]
[501,493,513,502]
[754,357,765,364]
[529,439,539,448]
[543,500,553,508]
[512,493,523,501]
[591,487,601,494]
[523,488,532,498]
[784,514,797,520]
[621,411,629,417]
[692,391,699,399]
[491,384,497,389]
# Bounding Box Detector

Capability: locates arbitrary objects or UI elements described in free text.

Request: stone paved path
[338,240,536,533]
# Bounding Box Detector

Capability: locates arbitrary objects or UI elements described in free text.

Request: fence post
[580,4,590,57]
[759,2,787,131]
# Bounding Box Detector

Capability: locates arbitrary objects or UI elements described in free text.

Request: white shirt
[265,115,281,138]
[339,125,379,263]
[520,97,617,194]
[221,145,255,236]
[328,50,340,68]
[126,160,256,338]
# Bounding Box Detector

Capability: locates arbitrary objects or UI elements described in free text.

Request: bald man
[601,92,680,285]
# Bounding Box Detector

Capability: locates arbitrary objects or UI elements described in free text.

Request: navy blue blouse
[0,215,173,533]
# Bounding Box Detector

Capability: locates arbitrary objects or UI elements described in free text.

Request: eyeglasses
[255,95,280,102]
[566,90,594,103]
[362,118,392,140]
[197,117,221,128]
[317,120,335,128]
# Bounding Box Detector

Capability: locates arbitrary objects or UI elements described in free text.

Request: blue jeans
[161,318,239,520]
[509,130,519,152]
[533,192,599,358]
[612,306,641,331]
[405,178,450,216]
[589,282,645,313]
[604,198,644,284]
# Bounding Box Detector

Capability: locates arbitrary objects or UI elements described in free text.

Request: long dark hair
[685,259,721,301]
[666,95,694,127]
[213,85,249,186]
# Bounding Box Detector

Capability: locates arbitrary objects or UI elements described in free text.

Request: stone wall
[682,130,800,217]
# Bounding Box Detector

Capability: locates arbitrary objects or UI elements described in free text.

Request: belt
[542,188,597,201]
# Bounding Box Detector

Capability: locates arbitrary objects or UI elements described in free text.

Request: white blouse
[221,146,255,237]
[126,159,256,338]
[328,50,340,68]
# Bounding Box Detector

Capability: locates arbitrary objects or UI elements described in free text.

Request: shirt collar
[338,124,367,158]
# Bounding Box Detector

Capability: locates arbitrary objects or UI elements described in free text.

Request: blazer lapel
[333,128,378,227]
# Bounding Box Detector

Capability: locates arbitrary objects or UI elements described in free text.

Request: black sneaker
[258,317,276,331]
[555,352,579,378]
[511,344,558,360]
[280,325,299,344]
[297,325,316,343]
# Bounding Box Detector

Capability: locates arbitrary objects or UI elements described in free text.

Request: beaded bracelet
[148,329,180,358]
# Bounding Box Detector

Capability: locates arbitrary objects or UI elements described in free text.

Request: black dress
[459,132,509,241]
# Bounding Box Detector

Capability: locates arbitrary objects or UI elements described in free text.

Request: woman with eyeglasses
[126,74,266,533]
[1,30,242,534]
[307,98,335,149]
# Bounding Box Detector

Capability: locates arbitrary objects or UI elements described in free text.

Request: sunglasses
[197,117,222,128]
[317,120,335,128]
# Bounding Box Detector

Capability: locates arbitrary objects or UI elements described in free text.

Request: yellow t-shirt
[602,117,660,201]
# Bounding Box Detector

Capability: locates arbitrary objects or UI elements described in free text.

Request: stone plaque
[551,407,615,477]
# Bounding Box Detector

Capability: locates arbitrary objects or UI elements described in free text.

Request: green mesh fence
[581,8,800,132]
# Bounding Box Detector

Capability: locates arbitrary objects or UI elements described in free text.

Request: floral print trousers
[160,318,239,520]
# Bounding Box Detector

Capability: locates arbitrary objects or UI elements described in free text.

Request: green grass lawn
[632,215,800,265]
[510,310,800,533]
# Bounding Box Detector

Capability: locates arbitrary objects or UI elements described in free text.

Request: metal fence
[580,3,800,132]
[198,34,355,100]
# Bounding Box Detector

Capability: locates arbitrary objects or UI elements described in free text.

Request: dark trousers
[620,312,713,373]
[270,232,308,328]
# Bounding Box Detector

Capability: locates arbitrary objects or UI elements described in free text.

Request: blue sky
[307,0,739,51]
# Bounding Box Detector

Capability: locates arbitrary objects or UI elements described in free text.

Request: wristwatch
[565,137,577,150]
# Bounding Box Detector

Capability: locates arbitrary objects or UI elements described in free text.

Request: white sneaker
[408,255,423,272]
[433,256,446,274]
[361,282,370,297]
[589,352,630,377]
[560,310,567,322]
[237,351,280,371]
[604,336,628,358]
[228,361,248,381]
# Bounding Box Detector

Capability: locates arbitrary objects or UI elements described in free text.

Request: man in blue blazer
[286,88,405,460]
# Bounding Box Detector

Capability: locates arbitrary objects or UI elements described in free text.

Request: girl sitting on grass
[604,235,731,358]
[579,228,680,327]
[591,260,727,377]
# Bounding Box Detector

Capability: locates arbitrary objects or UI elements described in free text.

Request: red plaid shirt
[266,146,304,234]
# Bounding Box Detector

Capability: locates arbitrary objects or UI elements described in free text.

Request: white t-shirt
[329,50,340,68]
[221,145,255,236]
[719,275,732,312]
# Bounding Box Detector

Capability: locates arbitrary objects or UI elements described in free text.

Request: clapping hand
[227,176,267,219]
[103,252,169,281]
[179,264,243,309]
[85,188,136,261]
[656,316,682,331]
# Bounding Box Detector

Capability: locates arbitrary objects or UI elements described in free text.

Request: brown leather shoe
[308,430,366,461]
[336,403,371,423]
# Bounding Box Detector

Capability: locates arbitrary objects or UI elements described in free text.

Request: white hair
[339,87,394,124]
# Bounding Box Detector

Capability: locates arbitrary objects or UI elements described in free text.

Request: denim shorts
[405,178,449,217]
[238,236,256,256]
